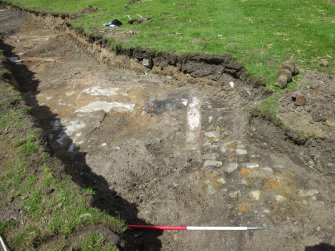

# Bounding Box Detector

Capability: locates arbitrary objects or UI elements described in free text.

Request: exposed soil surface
[1,7,334,250]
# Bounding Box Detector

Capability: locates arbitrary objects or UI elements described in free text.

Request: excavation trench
[1,7,334,250]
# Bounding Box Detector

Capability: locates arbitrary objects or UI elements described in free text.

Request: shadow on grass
[0,35,162,251]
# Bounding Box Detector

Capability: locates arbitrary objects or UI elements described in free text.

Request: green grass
[77,233,118,251]
[251,94,287,128]
[0,57,123,250]
[4,0,335,88]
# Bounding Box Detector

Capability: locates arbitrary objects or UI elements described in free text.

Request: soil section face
[1,8,334,250]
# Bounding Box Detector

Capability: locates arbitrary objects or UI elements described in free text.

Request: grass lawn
[4,0,335,88]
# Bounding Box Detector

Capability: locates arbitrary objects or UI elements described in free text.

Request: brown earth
[0,6,334,251]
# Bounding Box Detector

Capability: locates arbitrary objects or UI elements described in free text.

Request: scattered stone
[245,163,259,169]
[204,160,222,168]
[8,56,19,62]
[263,209,270,214]
[275,195,286,203]
[181,98,188,106]
[204,131,221,139]
[223,163,238,173]
[324,120,335,127]
[101,143,107,147]
[240,179,248,185]
[216,177,226,185]
[68,143,77,153]
[236,149,247,155]
[229,81,235,88]
[298,189,319,197]
[319,59,329,67]
[208,116,213,123]
[209,144,220,150]
[292,92,306,106]
[142,58,152,68]
[262,167,274,175]
[219,145,227,154]
[207,184,216,195]
[202,153,220,160]
[229,190,240,198]
[250,190,261,201]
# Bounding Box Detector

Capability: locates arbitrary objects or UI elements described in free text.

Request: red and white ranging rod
[128,225,262,231]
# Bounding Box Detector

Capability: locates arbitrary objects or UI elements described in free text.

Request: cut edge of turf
[1,0,275,93]
[249,95,319,145]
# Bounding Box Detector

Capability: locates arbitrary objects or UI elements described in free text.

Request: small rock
[142,58,152,68]
[236,149,247,155]
[275,195,286,203]
[209,144,220,150]
[223,163,238,173]
[101,143,107,147]
[250,190,261,201]
[204,131,221,139]
[229,81,235,88]
[245,163,259,169]
[204,160,222,168]
[263,209,270,214]
[216,177,226,184]
[262,167,274,174]
[229,190,240,198]
[8,56,19,62]
[319,59,329,67]
[293,94,306,106]
[207,184,216,195]
[298,189,319,197]
[324,120,335,127]
[202,153,220,160]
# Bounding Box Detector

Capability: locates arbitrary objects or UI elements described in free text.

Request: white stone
[245,163,260,169]
[236,149,247,155]
[76,101,135,113]
[204,160,222,168]
[101,143,107,147]
[262,167,274,174]
[276,195,286,203]
[202,153,220,160]
[224,163,238,173]
[82,86,119,96]
[142,58,151,67]
[181,98,188,106]
[216,177,226,184]
[263,209,270,214]
[229,190,240,198]
[229,81,235,88]
[186,97,201,149]
[207,184,216,195]
[204,131,221,138]
[250,190,261,201]
[298,189,319,197]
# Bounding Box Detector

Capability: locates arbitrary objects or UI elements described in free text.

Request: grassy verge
[250,95,316,143]
[3,0,335,89]
[0,55,123,250]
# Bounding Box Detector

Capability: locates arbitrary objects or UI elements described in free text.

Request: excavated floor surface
[1,8,334,251]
